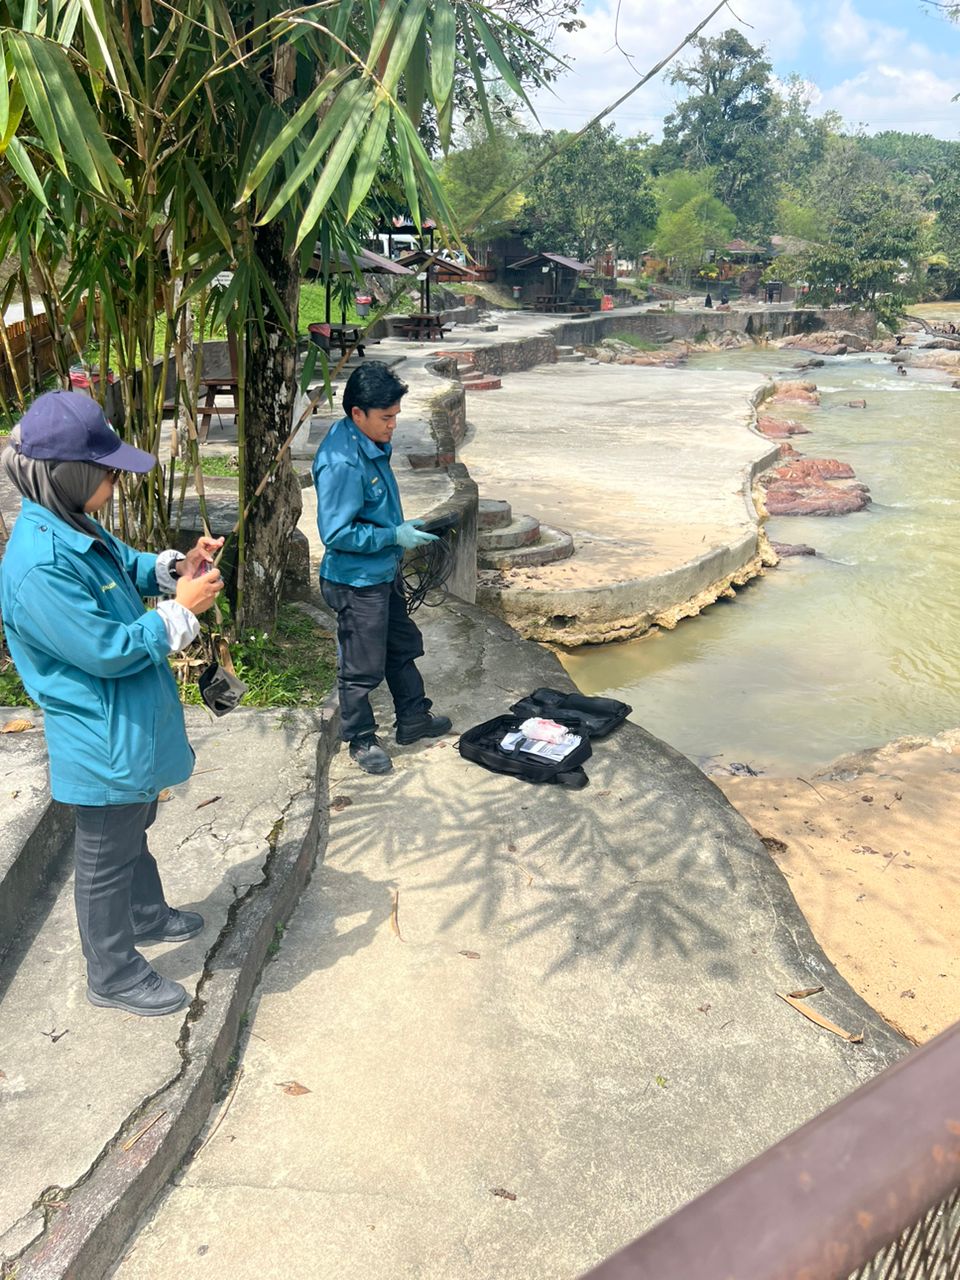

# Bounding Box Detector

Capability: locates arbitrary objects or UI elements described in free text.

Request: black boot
[395,713,453,746]
[349,734,393,774]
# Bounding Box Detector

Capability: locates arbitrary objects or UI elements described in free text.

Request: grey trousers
[73,800,169,995]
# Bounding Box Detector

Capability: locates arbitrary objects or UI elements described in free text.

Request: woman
[1,390,223,1016]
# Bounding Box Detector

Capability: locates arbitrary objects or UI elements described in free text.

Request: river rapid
[560,339,960,774]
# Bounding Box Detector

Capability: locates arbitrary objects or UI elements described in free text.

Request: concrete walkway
[112,600,903,1280]
[461,361,777,643]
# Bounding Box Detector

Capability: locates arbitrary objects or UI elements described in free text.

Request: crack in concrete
[3,740,321,1276]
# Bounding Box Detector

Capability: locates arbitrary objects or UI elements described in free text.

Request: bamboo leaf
[298,340,318,393]
[430,0,456,120]
[460,23,493,134]
[5,137,48,205]
[238,67,352,202]
[183,156,234,256]
[364,0,404,79]
[78,0,127,97]
[294,88,376,245]
[470,9,531,107]
[9,33,124,193]
[379,0,427,97]
[7,33,66,175]
[392,114,420,228]
[346,99,390,220]
[403,19,427,125]
[0,36,9,143]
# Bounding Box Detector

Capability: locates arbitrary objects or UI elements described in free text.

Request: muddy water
[560,341,960,773]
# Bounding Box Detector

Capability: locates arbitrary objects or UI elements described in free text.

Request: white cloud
[817,64,960,135]
[525,0,805,139]
[821,0,905,63]
[521,0,960,141]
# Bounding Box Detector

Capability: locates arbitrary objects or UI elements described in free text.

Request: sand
[716,730,960,1045]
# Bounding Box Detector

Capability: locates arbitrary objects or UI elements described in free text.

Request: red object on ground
[600,295,614,311]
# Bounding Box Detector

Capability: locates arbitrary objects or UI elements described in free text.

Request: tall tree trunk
[239,221,303,630]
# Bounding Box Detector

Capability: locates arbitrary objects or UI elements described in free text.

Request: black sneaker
[134,908,205,944]
[87,970,188,1017]
[349,735,393,774]
[395,713,453,746]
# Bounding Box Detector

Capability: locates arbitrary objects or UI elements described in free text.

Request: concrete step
[477,514,541,551]
[478,498,513,530]
[478,523,575,569]
[557,353,586,363]
[463,376,502,391]
[555,345,575,354]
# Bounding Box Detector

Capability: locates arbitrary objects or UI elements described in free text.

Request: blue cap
[18,391,156,473]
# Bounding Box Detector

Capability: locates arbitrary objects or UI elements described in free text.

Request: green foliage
[178,604,337,709]
[652,170,735,283]
[439,121,526,243]
[522,123,657,261]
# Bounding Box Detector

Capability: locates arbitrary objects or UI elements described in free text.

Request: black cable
[399,518,459,613]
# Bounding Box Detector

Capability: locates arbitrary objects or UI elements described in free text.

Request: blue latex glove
[395,520,439,549]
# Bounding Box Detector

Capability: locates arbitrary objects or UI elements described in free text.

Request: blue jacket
[0,499,194,805]
[312,417,404,586]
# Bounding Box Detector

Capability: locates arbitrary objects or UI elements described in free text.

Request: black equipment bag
[508,687,631,738]
[457,714,592,789]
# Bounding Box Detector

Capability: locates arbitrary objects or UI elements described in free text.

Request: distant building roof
[507,252,593,273]
[310,246,413,276]
[724,239,767,255]
[770,234,818,256]
[395,250,477,277]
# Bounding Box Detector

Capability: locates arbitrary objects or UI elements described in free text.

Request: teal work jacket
[0,499,194,805]
[312,417,404,587]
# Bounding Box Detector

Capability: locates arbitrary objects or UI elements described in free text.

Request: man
[313,363,451,775]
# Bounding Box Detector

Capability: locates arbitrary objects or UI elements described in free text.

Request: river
[559,336,960,774]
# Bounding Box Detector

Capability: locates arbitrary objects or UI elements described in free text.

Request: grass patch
[611,333,660,352]
[177,603,336,709]
[441,280,519,309]
[198,454,238,477]
[0,653,31,707]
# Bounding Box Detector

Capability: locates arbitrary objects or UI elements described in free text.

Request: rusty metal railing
[581,1020,960,1280]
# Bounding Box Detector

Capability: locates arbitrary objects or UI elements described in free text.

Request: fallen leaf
[330,795,353,812]
[490,1187,516,1201]
[276,1081,311,1096]
[459,950,480,960]
[390,889,404,942]
[777,991,863,1043]
[786,985,824,1000]
[506,843,517,853]
[195,795,221,810]
[1,718,34,734]
[697,1004,711,1014]
[157,788,174,802]
[900,989,916,1000]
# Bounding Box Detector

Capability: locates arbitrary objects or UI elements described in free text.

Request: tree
[651,170,735,285]
[439,121,526,248]
[522,124,657,263]
[656,29,778,231]
[0,0,551,629]
[776,139,926,322]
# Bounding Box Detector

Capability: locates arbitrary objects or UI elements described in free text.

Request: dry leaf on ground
[277,1081,311,1097]
[1,718,34,734]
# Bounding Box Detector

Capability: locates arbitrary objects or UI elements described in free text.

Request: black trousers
[320,575,430,742]
[74,799,169,995]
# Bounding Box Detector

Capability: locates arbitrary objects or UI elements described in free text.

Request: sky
[523,0,960,141]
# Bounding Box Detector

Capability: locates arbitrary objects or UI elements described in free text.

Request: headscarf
[1,424,109,541]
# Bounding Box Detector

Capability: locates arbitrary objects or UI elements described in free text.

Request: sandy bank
[717,730,960,1045]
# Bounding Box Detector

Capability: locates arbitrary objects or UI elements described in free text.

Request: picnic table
[393,312,446,341]
[327,323,366,358]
